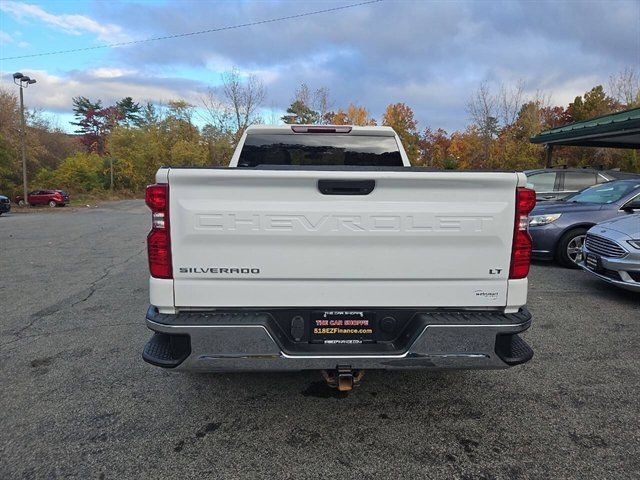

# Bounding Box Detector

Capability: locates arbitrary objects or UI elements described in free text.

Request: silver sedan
[581,214,640,292]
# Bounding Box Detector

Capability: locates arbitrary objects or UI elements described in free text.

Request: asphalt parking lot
[1,200,639,480]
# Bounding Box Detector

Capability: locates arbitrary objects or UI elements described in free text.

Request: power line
[0,0,383,61]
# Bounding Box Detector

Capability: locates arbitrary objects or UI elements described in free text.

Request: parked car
[524,168,640,202]
[529,179,640,268]
[0,194,10,215]
[580,214,640,292]
[142,125,537,391]
[15,189,69,207]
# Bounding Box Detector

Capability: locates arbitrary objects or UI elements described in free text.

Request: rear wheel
[556,227,588,269]
[48,200,57,208]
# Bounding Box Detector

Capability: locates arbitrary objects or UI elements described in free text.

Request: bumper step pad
[495,334,533,366]
[142,332,191,368]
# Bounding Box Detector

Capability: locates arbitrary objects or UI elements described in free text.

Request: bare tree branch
[201,68,267,141]
[609,67,640,107]
[467,81,498,137]
[498,79,525,126]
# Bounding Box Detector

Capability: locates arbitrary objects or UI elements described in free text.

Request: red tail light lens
[145,183,172,279]
[148,229,172,278]
[146,184,167,210]
[509,187,536,279]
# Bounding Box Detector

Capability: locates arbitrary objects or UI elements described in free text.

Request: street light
[13,72,36,206]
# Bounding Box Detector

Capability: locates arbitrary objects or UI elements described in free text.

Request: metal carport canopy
[530,107,640,149]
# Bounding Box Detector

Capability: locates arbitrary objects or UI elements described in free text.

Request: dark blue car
[0,195,10,215]
[529,180,640,268]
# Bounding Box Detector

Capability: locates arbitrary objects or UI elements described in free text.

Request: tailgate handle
[318,179,375,195]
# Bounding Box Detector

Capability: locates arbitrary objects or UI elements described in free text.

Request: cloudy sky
[0,0,638,132]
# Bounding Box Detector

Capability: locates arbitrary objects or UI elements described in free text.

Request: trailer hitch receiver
[321,366,364,392]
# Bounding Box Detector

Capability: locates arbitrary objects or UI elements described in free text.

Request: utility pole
[13,73,36,205]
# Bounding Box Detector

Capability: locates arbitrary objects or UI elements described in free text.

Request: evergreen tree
[281,100,319,124]
[116,97,143,127]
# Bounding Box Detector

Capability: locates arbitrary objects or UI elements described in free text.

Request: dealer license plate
[310,311,376,344]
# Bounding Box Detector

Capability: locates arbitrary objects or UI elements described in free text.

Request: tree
[609,67,640,108]
[448,127,485,170]
[540,105,572,129]
[1,88,80,194]
[419,127,451,167]
[281,83,333,124]
[282,100,319,124]
[467,82,500,165]
[382,102,420,163]
[568,85,618,122]
[467,82,499,135]
[116,97,143,127]
[71,96,123,156]
[140,102,160,128]
[202,124,234,166]
[326,103,376,126]
[498,80,525,127]
[33,152,104,192]
[202,68,266,143]
[314,87,331,122]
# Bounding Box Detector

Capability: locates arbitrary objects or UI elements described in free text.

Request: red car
[15,189,69,207]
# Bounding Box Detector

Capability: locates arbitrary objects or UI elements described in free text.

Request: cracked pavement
[1,200,639,479]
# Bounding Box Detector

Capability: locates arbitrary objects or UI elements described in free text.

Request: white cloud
[0,29,29,47]
[86,68,136,79]
[96,0,637,131]
[0,1,128,42]
[0,69,204,113]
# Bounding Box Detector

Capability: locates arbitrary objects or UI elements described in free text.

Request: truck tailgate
[167,168,520,308]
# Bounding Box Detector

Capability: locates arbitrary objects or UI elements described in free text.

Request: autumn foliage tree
[71,97,124,156]
[382,103,420,163]
[0,88,78,195]
[567,86,619,121]
[419,128,452,167]
[326,103,377,126]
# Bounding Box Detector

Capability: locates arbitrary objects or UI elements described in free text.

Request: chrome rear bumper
[144,306,533,372]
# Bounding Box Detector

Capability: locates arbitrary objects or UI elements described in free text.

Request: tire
[556,227,588,269]
[18,200,26,207]
[48,200,57,208]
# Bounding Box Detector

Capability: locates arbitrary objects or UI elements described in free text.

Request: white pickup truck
[142,125,536,390]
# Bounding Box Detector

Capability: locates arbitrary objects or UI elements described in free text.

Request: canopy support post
[544,144,554,168]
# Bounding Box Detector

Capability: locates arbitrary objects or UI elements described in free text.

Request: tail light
[145,183,172,279]
[509,187,536,279]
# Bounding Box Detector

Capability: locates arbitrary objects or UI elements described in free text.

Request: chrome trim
[145,317,531,371]
[585,234,627,258]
